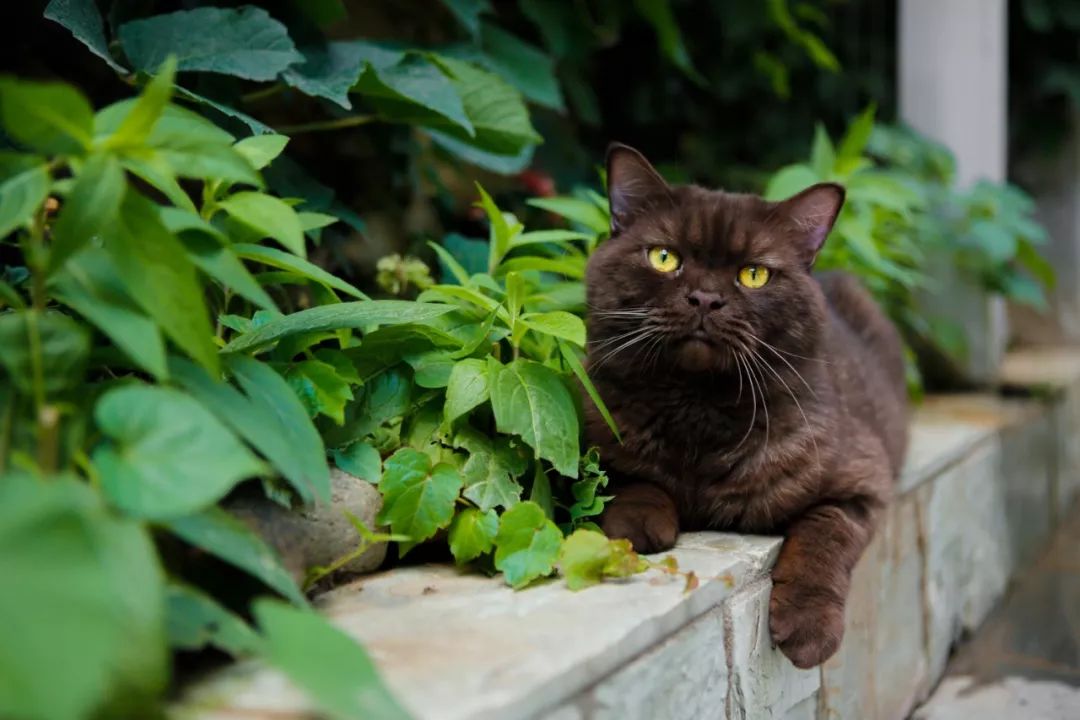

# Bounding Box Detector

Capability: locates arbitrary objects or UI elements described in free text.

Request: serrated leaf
[118,6,302,80]
[45,0,127,72]
[428,55,540,154]
[234,134,289,170]
[376,448,463,555]
[0,77,93,155]
[428,129,535,174]
[172,221,278,313]
[285,359,354,424]
[356,54,473,135]
[233,243,368,300]
[488,358,579,477]
[222,300,456,354]
[171,356,331,505]
[477,23,563,110]
[49,152,125,272]
[253,599,410,720]
[444,357,489,424]
[94,385,266,519]
[0,160,48,240]
[456,430,527,512]
[282,40,401,110]
[448,507,498,564]
[0,309,90,395]
[166,582,259,656]
[558,529,646,591]
[49,248,168,379]
[95,100,235,147]
[108,57,176,149]
[166,508,306,606]
[106,194,218,372]
[493,500,562,589]
[173,86,275,136]
[403,349,455,388]
[333,442,381,484]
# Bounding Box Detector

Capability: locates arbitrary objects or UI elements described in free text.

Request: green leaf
[444,357,489,424]
[456,429,527,512]
[970,219,1019,263]
[511,229,593,248]
[0,77,93,155]
[1000,272,1048,311]
[49,248,168,379]
[522,310,586,346]
[107,193,219,373]
[376,448,463,555]
[173,221,278,313]
[558,529,646,590]
[633,0,703,82]
[171,356,332,505]
[477,24,563,110]
[526,196,609,235]
[253,599,411,720]
[448,507,498,564]
[285,359,354,424]
[428,129,535,174]
[0,309,90,395]
[440,0,491,37]
[282,41,399,110]
[333,442,381,484]
[0,159,48,240]
[166,508,307,606]
[1017,240,1056,290]
[234,243,368,300]
[0,475,166,720]
[94,385,266,519]
[45,0,127,72]
[234,134,289,170]
[428,55,541,154]
[222,300,456,354]
[155,140,262,188]
[530,461,554,519]
[809,123,836,177]
[837,104,876,162]
[764,164,819,201]
[493,500,562,589]
[488,358,580,477]
[166,582,259,656]
[173,85,276,136]
[221,192,306,256]
[356,54,474,135]
[95,100,235,147]
[118,6,302,80]
[108,57,177,149]
[49,152,125,272]
[558,341,619,441]
[323,366,412,448]
[403,349,456,388]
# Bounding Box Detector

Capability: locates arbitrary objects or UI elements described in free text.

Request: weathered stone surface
[551,606,728,720]
[821,493,927,720]
[725,580,819,719]
[180,533,782,720]
[899,414,993,495]
[918,441,1010,682]
[913,676,1080,720]
[226,467,386,585]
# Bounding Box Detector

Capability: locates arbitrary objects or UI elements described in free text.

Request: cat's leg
[599,482,679,554]
[768,485,885,669]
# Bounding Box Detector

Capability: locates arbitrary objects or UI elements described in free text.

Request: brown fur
[585,145,908,669]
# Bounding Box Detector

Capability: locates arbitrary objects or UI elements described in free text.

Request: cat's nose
[686,290,726,312]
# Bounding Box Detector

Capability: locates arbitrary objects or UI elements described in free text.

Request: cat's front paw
[768,578,845,669]
[599,502,678,554]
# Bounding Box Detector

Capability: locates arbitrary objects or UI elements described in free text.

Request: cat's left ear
[778,182,845,266]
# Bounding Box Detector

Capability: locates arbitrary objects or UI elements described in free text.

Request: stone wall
[178,348,1080,720]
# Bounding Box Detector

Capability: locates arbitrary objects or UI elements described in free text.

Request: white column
[899,0,1009,383]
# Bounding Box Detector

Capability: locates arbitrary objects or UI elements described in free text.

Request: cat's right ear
[606,143,670,235]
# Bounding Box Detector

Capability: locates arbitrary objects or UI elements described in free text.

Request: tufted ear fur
[778,182,845,266]
[606,143,671,235]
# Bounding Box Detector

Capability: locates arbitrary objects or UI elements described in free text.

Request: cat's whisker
[592,328,659,370]
[589,325,652,351]
[742,329,819,397]
[743,350,771,454]
[746,345,822,471]
[732,350,757,450]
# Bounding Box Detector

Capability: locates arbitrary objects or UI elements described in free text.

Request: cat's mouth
[682,328,716,346]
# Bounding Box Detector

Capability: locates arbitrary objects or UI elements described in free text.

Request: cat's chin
[675,337,727,373]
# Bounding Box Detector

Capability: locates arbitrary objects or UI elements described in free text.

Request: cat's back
[817,271,909,475]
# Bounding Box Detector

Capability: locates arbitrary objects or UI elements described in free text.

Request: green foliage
[764,107,1054,389]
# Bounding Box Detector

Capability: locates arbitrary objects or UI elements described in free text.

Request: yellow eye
[647,247,681,273]
[737,265,771,288]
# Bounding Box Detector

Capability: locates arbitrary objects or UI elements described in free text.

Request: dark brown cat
[585,144,909,669]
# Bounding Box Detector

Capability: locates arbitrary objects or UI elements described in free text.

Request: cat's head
[586,144,844,375]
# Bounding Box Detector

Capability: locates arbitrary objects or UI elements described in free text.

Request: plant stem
[242,83,285,104]
[274,115,378,135]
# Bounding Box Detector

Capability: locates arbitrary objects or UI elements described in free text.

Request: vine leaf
[376,448,463,555]
[448,507,498,564]
[493,501,562,589]
[557,529,647,591]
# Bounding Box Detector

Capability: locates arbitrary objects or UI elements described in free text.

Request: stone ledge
[178,349,1080,720]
